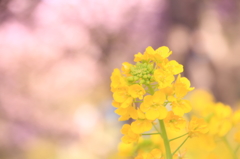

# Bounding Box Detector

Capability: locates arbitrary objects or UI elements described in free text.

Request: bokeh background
[1,0,240,159]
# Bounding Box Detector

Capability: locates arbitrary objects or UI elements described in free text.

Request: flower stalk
[159,119,172,159]
[169,133,188,142]
[172,136,189,156]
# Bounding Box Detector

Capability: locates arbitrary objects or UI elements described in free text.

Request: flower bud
[133,76,139,81]
[143,75,148,79]
[140,79,145,84]
[127,76,134,81]
[145,80,150,84]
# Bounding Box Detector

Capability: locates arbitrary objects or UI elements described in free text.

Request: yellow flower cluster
[186,90,240,159]
[134,149,163,159]
[111,46,236,159]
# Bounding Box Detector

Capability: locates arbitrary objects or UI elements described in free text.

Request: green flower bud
[150,69,154,74]
[140,79,145,84]
[143,75,148,79]
[136,62,141,66]
[147,67,152,72]
[127,76,134,81]
[145,80,150,84]
[147,64,153,71]
[130,66,135,72]
[133,76,139,81]
[150,76,155,82]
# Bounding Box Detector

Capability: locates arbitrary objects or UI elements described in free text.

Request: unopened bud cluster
[127,62,154,85]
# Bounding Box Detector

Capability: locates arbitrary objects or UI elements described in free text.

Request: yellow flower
[113,88,133,108]
[171,100,192,117]
[134,151,147,159]
[161,86,174,97]
[115,106,138,121]
[134,52,150,62]
[163,75,193,116]
[188,116,209,137]
[140,91,168,120]
[205,154,220,159]
[208,103,232,137]
[164,111,186,131]
[134,46,172,63]
[112,100,121,108]
[154,69,175,89]
[118,114,131,121]
[121,124,140,144]
[150,134,165,150]
[134,148,164,159]
[131,111,153,134]
[186,134,216,152]
[232,109,240,125]
[164,60,183,75]
[146,149,164,159]
[173,150,187,159]
[110,68,127,92]
[113,88,128,103]
[121,97,133,108]
[144,46,157,61]
[189,89,215,117]
[174,75,194,99]
[208,117,232,137]
[234,130,240,143]
[155,46,172,58]
[121,62,133,76]
[131,119,152,134]
[128,84,146,99]
[145,46,172,63]
[111,46,201,158]
[136,108,146,119]
[214,103,232,118]
[134,154,145,159]
[118,142,134,157]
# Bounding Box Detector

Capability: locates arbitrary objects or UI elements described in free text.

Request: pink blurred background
[1,0,240,158]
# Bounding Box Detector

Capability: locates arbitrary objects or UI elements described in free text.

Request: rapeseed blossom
[164,111,186,131]
[140,91,168,120]
[134,149,164,159]
[111,46,240,159]
[188,116,209,137]
[121,124,140,144]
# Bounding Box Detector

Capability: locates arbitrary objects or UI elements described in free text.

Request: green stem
[141,132,161,135]
[223,137,238,159]
[172,136,189,156]
[169,133,188,142]
[159,120,172,159]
